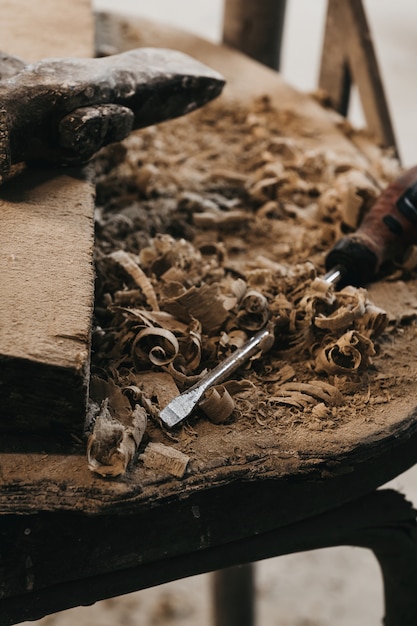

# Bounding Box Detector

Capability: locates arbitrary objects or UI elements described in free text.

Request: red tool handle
[325,166,417,286]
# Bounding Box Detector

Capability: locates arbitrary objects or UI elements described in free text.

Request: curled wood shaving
[87,401,147,478]
[332,170,379,229]
[176,328,202,372]
[207,168,248,183]
[162,284,230,334]
[110,250,159,311]
[249,176,281,203]
[139,234,222,287]
[315,286,367,332]
[223,379,256,395]
[113,289,143,306]
[236,308,270,331]
[219,329,248,353]
[132,327,179,367]
[315,330,376,375]
[270,391,313,410]
[359,302,388,338]
[271,380,343,407]
[199,385,235,424]
[313,286,387,337]
[163,361,206,387]
[108,308,204,375]
[242,289,268,313]
[230,277,247,303]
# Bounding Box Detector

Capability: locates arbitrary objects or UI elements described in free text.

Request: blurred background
[94,0,417,165]
[30,2,417,624]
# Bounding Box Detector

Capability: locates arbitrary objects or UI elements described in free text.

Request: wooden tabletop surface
[1,12,417,625]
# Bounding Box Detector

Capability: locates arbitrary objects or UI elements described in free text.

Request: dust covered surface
[90,95,417,490]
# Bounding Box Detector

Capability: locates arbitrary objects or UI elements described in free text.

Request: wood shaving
[315,330,376,375]
[198,385,235,424]
[87,400,147,477]
[90,95,417,477]
[109,249,159,311]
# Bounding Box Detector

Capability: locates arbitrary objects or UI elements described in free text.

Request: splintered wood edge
[1,395,417,518]
[0,0,95,434]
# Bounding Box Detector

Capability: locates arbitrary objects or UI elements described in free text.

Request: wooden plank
[0,0,95,435]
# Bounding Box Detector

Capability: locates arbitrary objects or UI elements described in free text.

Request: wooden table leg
[352,521,417,626]
[222,0,287,70]
[212,563,255,626]
[211,490,417,626]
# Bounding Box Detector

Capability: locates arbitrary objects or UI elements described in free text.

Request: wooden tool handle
[326,166,417,285]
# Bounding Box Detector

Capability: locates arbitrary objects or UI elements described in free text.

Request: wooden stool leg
[211,491,417,626]
[222,0,287,70]
[319,0,352,116]
[319,0,397,151]
[212,563,255,626]
[356,525,417,626]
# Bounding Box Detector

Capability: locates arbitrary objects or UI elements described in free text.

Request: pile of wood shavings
[88,95,408,477]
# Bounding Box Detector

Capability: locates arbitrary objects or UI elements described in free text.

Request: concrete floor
[30,2,417,624]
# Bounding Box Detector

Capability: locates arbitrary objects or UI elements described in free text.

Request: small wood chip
[140,442,190,478]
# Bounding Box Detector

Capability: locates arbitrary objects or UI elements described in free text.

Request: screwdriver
[325,165,417,287]
[160,166,417,427]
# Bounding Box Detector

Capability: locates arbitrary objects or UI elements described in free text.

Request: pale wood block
[0,0,95,435]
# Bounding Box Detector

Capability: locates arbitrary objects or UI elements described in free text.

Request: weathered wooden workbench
[1,3,417,626]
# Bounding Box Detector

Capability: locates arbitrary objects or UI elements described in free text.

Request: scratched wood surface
[0,0,95,435]
[0,12,416,514]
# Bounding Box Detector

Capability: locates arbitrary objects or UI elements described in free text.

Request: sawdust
[90,95,417,476]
